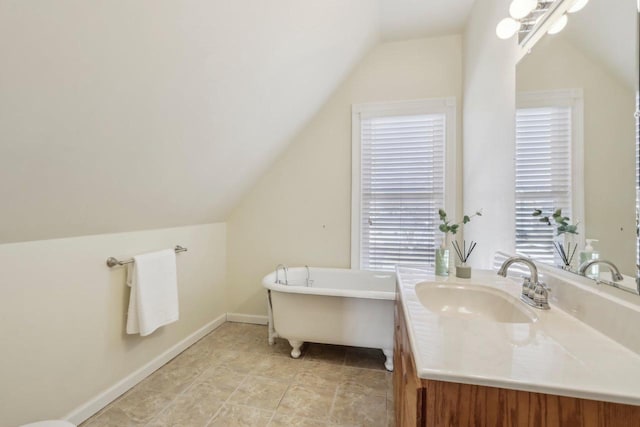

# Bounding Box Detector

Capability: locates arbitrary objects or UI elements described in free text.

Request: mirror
[515,0,639,276]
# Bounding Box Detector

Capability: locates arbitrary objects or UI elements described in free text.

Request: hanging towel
[126,249,179,336]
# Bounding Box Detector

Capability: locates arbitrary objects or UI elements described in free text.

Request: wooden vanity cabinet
[393,297,640,427]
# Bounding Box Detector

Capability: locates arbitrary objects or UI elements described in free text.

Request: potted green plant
[532,208,579,269]
[437,209,482,277]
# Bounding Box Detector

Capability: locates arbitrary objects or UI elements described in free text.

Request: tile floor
[81,322,395,427]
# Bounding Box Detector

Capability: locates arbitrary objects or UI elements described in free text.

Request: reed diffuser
[436,209,482,276]
[532,208,579,269]
[452,240,477,278]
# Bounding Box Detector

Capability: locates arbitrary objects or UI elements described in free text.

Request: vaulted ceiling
[0,0,475,244]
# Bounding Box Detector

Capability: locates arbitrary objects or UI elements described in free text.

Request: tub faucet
[578,259,623,282]
[275,264,288,285]
[497,256,550,310]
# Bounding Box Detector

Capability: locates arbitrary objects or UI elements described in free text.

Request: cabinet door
[393,300,405,426]
[395,298,426,426]
[402,346,425,426]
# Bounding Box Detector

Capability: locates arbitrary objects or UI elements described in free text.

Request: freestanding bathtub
[262,267,396,371]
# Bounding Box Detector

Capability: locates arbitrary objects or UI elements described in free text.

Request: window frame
[515,88,585,260]
[351,98,457,270]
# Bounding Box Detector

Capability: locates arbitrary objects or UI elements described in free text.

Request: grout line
[204,368,249,426]
[327,382,341,426]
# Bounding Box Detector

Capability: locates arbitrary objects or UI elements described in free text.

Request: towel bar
[106,245,187,268]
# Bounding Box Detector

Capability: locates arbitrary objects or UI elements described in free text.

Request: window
[351,99,456,271]
[515,89,584,264]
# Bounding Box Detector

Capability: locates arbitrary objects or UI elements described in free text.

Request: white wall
[0,0,379,245]
[227,36,463,316]
[462,0,518,268]
[517,37,637,275]
[0,223,226,426]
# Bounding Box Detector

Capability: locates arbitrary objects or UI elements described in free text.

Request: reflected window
[515,90,584,264]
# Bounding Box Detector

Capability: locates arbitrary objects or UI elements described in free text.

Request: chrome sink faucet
[497,256,550,310]
[275,264,288,285]
[578,259,623,282]
[577,259,639,294]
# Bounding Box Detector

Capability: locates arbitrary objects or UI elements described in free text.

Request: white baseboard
[226,312,268,325]
[65,313,226,425]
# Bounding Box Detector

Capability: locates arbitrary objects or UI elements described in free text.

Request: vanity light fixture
[567,0,589,13]
[496,0,553,40]
[496,17,522,39]
[496,0,588,41]
[547,13,568,34]
[509,0,538,19]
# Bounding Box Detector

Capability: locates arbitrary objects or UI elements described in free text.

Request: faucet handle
[533,281,551,309]
[521,276,533,296]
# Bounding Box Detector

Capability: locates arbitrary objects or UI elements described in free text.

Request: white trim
[64,314,226,425]
[517,89,585,247]
[350,97,457,269]
[225,313,269,325]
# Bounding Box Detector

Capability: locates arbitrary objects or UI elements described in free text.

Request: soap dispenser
[579,239,599,279]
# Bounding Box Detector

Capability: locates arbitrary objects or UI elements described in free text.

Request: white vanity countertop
[397,267,640,406]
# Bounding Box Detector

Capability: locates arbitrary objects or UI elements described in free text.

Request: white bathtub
[262,267,396,371]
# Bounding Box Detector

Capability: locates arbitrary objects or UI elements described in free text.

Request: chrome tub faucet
[275,264,288,285]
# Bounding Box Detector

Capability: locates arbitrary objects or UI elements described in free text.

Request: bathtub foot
[382,348,393,371]
[289,340,304,358]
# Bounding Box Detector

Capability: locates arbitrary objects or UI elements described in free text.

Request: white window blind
[515,105,572,264]
[358,113,446,271]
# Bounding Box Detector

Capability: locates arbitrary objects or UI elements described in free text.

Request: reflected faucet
[497,256,550,310]
[578,259,623,282]
[577,259,639,295]
[275,264,288,285]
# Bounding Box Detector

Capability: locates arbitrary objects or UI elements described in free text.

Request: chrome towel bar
[106,245,188,268]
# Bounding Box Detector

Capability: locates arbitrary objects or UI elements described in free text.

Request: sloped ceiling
[561,0,637,90]
[0,0,475,244]
[380,0,476,41]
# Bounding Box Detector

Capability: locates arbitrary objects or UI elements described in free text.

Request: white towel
[126,249,179,336]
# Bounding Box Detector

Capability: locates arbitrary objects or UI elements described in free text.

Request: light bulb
[547,14,568,34]
[509,0,538,19]
[568,0,589,13]
[496,17,521,39]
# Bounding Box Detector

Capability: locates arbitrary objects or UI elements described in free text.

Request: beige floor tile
[251,354,304,380]
[330,389,387,427]
[110,386,175,424]
[79,323,396,427]
[80,406,146,427]
[254,337,296,357]
[386,393,395,427]
[341,367,388,395]
[147,393,223,427]
[211,348,265,374]
[213,322,267,342]
[227,375,289,410]
[293,362,346,388]
[269,413,328,427]
[344,347,386,370]
[303,343,346,365]
[191,365,246,401]
[276,384,336,420]
[139,359,203,395]
[207,404,273,427]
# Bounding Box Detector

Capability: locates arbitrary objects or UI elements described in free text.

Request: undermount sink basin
[414,282,537,324]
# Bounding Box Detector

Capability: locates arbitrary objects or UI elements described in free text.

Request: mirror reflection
[515,0,638,276]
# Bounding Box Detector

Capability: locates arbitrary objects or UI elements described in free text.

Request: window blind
[359,113,446,271]
[515,106,572,264]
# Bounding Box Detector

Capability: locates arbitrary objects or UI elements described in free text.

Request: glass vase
[435,248,450,276]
